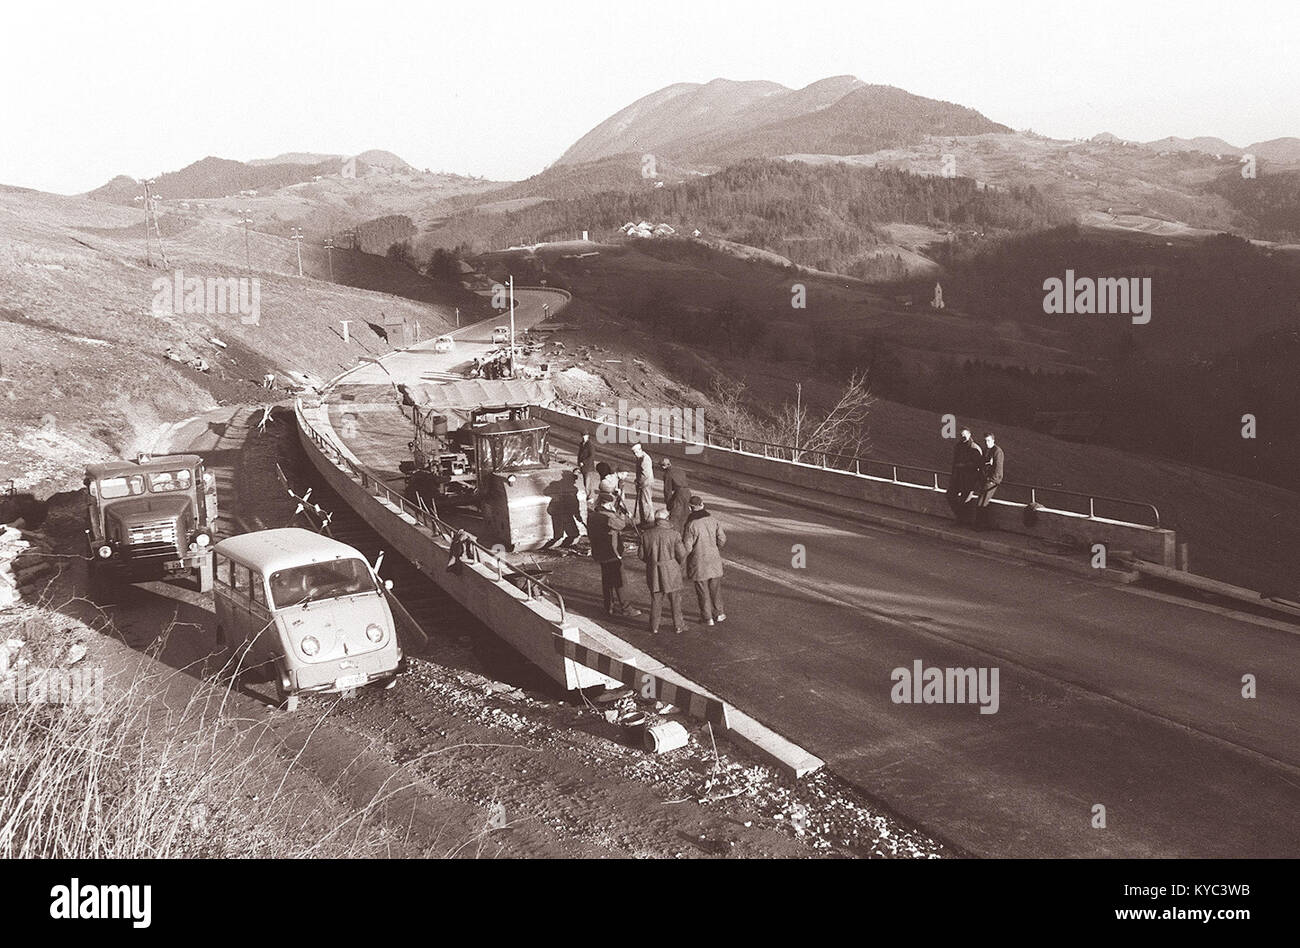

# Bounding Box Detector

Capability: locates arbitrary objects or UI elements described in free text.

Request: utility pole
[508,275,516,378]
[324,235,335,281]
[142,179,169,268]
[240,209,253,273]
[455,307,459,328]
[290,226,304,277]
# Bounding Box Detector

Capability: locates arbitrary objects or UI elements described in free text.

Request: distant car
[491,327,510,344]
[433,335,454,353]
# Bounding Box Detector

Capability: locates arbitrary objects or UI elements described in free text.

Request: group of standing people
[946,427,1005,531]
[578,434,728,634]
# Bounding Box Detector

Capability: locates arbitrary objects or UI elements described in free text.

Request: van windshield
[268,559,376,608]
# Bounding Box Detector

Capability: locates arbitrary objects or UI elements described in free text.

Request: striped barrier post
[553,636,730,729]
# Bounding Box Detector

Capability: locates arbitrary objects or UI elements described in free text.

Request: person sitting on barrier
[588,498,640,618]
[641,509,687,635]
[947,427,983,525]
[974,433,1005,531]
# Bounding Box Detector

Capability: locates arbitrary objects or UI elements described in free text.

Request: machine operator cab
[474,418,573,551]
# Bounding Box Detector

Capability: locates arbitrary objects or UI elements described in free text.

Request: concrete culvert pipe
[643,720,689,754]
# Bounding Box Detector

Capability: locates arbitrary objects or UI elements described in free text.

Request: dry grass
[0,604,496,859]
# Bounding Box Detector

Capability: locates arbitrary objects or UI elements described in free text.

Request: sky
[2,0,1296,194]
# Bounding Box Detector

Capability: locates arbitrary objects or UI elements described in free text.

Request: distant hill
[1144,136,1243,156]
[556,76,1009,167]
[353,149,415,173]
[248,151,343,166]
[85,155,341,203]
[84,149,420,205]
[1135,135,1300,163]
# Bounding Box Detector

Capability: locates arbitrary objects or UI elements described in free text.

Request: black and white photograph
[0,0,1293,929]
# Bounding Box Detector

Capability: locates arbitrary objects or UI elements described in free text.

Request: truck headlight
[300,636,320,656]
[365,623,384,643]
[506,474,517,485]
[96,545,112,559]
[194,532,210,547]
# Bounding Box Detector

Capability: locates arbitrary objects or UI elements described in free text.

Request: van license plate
[335,674,366,691]
[164,560,184,570]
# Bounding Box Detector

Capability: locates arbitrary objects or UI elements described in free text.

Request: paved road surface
[327,292,1300,858]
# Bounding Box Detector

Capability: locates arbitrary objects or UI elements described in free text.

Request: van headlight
[194,532,211,547]
[97,544,113,559]
[300,636,320,656]
[365,624,384,643]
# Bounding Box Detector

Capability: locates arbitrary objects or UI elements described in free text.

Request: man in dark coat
[640,509,686,634]
[681,495,727,626]
[588,498,639,617]
[974,432,1005,531]
[947,427,983,524]
[660,458,691,530]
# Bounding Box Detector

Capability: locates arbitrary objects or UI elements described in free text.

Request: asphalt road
[330,289,1300,858]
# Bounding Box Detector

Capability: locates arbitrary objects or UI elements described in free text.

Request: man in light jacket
[631,443,655,527]
[681,495,727,626]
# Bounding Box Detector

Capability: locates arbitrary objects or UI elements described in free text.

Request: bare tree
[772,372,875,462]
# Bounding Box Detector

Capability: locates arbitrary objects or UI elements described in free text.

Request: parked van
[491,326,510,344]
[212,528,402,710]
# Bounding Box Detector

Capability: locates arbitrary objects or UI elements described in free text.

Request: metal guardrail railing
[553,402,1162,529]
[296,403,568,622]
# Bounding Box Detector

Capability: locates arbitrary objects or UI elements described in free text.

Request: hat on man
[653,509,670,521]
[688,495,704,509]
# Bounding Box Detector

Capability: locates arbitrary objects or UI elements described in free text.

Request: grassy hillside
[0,188,463,494]
[426,160,1068,272]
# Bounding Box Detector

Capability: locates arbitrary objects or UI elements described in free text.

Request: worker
[640,509,686,634]
[588,498,640,618]
[630,443,655,527]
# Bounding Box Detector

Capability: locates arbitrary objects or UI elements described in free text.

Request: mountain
[352,149,414,173]
[556,76,1009,167]
[84,149,422,205]
[248,151,343,166]
[85,155,341,203]
[1144,136,1242,156]
[1136,136,1300,163]
[1248,137,1300,163]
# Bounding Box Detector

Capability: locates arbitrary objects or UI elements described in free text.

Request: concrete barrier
[295,400,615,691]
[536,406,1178,568]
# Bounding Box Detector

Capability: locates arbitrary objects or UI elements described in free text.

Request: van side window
[215,555,231,586]
[233,563,250,596]
[250,572,266,607]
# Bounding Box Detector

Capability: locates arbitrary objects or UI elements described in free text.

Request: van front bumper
[287,647,402,695]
